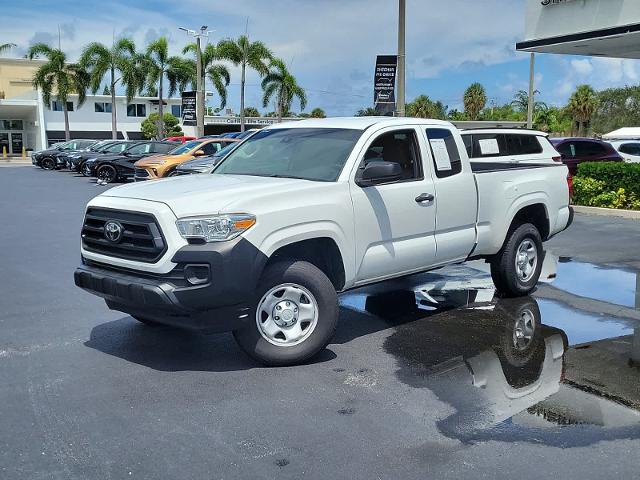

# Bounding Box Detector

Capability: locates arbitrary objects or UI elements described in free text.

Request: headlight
[176,214,256,243]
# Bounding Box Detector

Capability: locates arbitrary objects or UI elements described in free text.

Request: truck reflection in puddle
[342,263,640,447]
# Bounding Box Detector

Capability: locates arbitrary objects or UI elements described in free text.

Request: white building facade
[0,57,181,154]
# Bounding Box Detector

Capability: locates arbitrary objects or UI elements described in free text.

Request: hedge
[576,162,640,197]
[574,162,640,210]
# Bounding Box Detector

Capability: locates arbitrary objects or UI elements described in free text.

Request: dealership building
[518,0,640,59]
[0,58,182,154]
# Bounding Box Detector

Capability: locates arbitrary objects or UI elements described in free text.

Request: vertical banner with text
[374,55,397,116]
[181,91,197,126]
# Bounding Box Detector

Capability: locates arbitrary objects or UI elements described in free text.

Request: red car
[163,136,197,144]
[550,137,623,176]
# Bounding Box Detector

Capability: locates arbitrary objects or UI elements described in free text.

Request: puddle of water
[553,260,640,309]
[537,299,635,346]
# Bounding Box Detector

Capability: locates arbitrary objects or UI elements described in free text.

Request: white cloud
[570,59,593,76]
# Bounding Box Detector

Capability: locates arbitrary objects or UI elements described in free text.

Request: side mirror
[357,160,403,187]
[194,149,205,157]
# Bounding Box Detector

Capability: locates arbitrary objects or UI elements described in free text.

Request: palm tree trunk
[157,74,164,140]
[63,103,70,141]
[110,66,117,140]
[240,63,246,132]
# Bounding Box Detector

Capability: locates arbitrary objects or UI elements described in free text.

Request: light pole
[527,53,535,129]
[179,26,209,138]
[397,0,406,117]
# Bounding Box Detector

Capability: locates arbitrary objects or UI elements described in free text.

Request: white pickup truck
[75,117,573,365]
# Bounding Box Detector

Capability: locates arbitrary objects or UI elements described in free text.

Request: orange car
[134,138,238,180]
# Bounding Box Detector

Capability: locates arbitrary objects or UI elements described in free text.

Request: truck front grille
[81,208,167,263]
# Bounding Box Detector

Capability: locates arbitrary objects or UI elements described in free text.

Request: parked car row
[31,130,256,183]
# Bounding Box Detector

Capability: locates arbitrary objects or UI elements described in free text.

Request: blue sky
[3,0,640,116]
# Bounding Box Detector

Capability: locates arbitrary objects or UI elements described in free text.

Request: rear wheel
[490,223,543,297]
[233,260,339,366]
[96,164,118,183]
[41,157,56,170]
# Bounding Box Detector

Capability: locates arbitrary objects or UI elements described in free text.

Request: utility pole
[527,52,535,129]
[179,26,209,138]
[397,0,406,117]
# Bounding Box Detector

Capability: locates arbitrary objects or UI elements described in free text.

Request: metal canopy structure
[517,0,640,59]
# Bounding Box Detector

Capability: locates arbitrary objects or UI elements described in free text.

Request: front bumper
[74,237,267,332]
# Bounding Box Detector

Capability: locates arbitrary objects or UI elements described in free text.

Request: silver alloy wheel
[256,283,319,347]
[515,238,538,282]
[512,308,536,350]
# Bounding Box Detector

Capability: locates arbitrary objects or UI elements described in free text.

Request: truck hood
[100,173,312,217]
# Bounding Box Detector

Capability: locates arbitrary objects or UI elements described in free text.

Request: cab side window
[358,130,422,183]
[426,128,462,178]
[619,143,640,156]
[470,133,507,158]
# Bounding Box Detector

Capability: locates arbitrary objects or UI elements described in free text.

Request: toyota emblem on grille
[104,221,124,243]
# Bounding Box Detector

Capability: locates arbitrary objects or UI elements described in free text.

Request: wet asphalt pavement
[1,167,640,479]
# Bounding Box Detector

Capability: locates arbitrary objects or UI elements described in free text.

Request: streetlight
[397,0,406,117]
[178,25,209,138]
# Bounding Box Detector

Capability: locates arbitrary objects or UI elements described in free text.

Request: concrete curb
[573,205,640,220]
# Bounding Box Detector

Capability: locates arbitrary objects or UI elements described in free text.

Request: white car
[461,128,561,168]
[608,140,640,163]
[75,117,572,366]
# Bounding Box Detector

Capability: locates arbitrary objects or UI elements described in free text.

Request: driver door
[349,127,437,284]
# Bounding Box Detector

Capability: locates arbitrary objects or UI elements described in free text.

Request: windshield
[104,142,128,153]
[90,141,109,151]
[213,128,362,181]
[125,143,152,155]
[168,140,201,155]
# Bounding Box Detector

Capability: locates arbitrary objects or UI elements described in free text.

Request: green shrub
[572,176,640,210]
[572,177,605,206]
[576,162,640,197]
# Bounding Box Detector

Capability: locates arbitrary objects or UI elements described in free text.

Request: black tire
[81,163,93,177]
[496,297,543,368]
[131,315,162,327]
[233,260,339,366]
[490,223,543,297]
[96,164,118,183]
[41,157,56,170]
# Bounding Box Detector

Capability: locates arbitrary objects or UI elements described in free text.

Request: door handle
[415,193,435,203]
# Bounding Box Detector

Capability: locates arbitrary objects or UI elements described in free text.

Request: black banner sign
[374,55,397,115]
[181,91,197,126]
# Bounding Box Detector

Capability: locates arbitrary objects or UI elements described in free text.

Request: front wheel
[96,164,118,183]
[490,223,543,297]
[81,163,93,177]
[233,260,339,366]
[41,157,56,170]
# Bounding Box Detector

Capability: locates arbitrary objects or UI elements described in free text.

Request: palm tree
[28,43,90,141]
[567,85,598,136]
[0,43,16,56]
[217,35,272,131]
[243,106,260,117]
[355,107,379,117]
[79,38,144,139]
[511,89,547,115]
[182,43,230,110]
[406,95,438,119]
[310,108,326,118]
[463,83,487,121]
[145,37,192,138]
[261,59,307,121]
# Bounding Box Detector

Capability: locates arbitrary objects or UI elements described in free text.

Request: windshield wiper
[264,174,304,180]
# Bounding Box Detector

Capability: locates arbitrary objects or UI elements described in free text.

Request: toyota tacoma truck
[74,117,573,366]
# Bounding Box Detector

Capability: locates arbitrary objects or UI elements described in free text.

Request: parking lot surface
[1,167,640,479]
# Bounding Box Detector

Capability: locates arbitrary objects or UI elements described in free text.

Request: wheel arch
[262,236,347,291]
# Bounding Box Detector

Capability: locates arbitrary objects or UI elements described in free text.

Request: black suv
[32,139,97,170]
